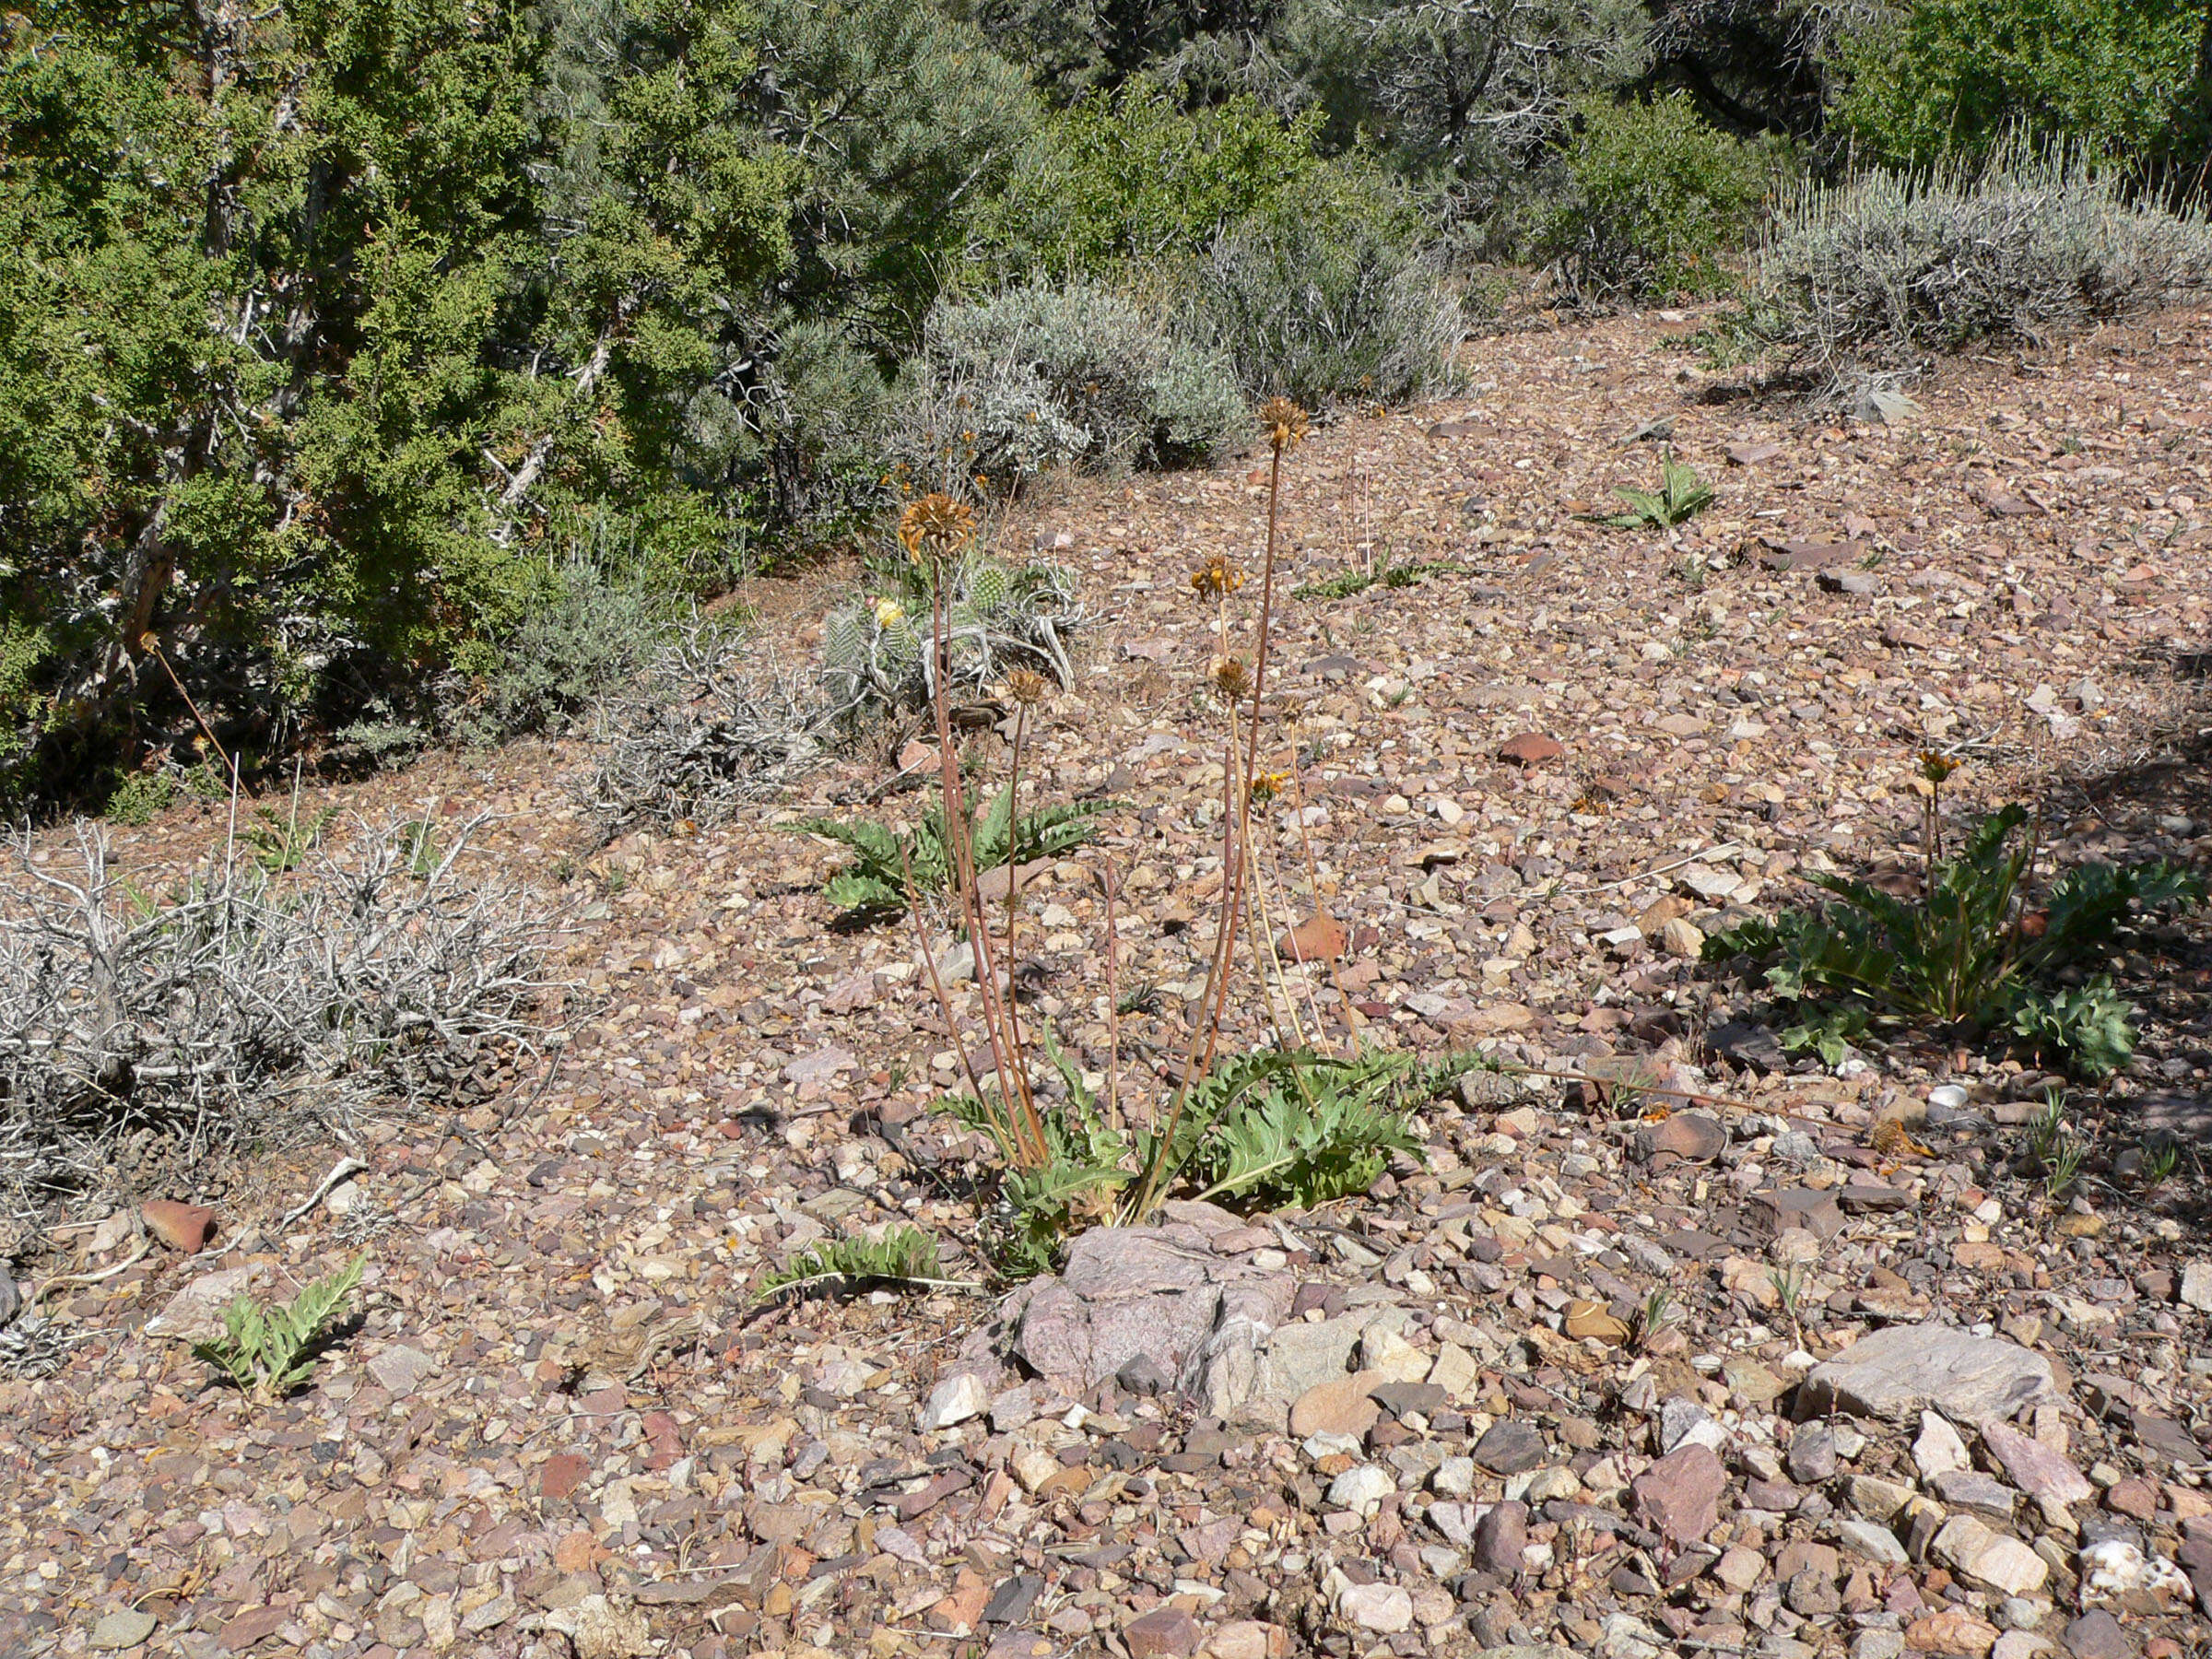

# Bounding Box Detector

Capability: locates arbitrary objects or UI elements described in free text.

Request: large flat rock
[1797,1324,2057,1425]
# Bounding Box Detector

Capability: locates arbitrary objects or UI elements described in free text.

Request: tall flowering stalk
[1132,399,1307,1218]
[900,494,1049,1168]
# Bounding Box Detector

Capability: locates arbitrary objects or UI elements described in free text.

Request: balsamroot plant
[895,399,1468,1276]
[0,817,560,1223]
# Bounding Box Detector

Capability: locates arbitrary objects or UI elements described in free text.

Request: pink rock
[1499,732,1564,766]
[143,1199,217,1252]
[1633,1441,1728,1544]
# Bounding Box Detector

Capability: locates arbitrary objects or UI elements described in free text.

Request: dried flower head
[1251,769,1290,803]
[1258,397,1309,453]
[1210,654,1253,700]
[898,493,977,564]
[1918,751,1959,786]
[1189,553,1242,599]
[1006,667,1050,707]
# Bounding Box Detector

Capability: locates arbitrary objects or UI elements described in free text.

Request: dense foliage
[6,0,2211,806]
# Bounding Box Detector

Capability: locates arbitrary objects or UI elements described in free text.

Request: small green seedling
[194,1254,365,1401]
[1596,447,1715,530]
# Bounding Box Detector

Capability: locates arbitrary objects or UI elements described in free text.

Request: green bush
[1755,144,2212,371]
[978,87,1336,282]
[1835,0,2202,169]
[102,770,176,827]
[912,282,1250,488]
[1198,197,1464,406]
[1549,93,1782,299]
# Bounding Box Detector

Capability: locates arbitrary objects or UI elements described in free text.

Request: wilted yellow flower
[1258,397,1309,453]
[1189,553,1242,599]
[1210,654,1253,700]
[1006,667,1050,707]
[1251,769,1290,803]
[1918,750,1959,786]
[898,492,977,564]
[873,596,905,628]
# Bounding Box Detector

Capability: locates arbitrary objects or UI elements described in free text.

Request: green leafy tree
[0,1,554,790]
[1835,0,2203,167]
[1549,93,1782,297]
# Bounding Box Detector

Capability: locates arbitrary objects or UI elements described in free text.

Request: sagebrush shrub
[1549,92,1781,300]
[909,282,1250,488]
[1198,200,1463,406]
[1756,145,2212,371]
[449,559,679,747]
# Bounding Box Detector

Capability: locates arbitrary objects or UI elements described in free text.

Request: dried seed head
[1189,553,1242,599]
[1210,654,1253,700]
[898,493,977,564]
[1006,667,1050,707]
[1258,397,1309,453]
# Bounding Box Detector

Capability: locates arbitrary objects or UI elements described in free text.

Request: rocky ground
[8,307,2212,1659]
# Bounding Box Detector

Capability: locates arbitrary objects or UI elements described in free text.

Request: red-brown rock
[1277,912,1347,964]
[1124,1606,1202,1659]
[1632,1442,1727,1544]
[1499,732,1564,766]
[537,1453,590,1500]
[143,1200,217,1252]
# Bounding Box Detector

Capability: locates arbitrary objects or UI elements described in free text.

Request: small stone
[91,1610,159,1651]
[1983,1419,2094,1507]
[1907,1610,2002,1657]
[1327,1464,1396,1512]
[1853,1632,1906,1659]
[920,1371,991,1430]
[1933,1515,2049,1597]
[1747,1187,1844,1240]
[1637,1113,1726,1164]
[1500,733,1564,766]
[142,1199,217,1252]
[2180,1263,2212,1313]
[1933,1469,2018,1516]
[2063,1611,2135,1659]
[1471,1500,1528,1575]
[1124,1606,1202,1659]
[1206,1623,1279,1659]
[1632,1441,1727,1543]
[1798,1324,2057,1424]
[1658,917,1705,959]
[1474,1419,1547,1475]
[1915,1412,1971,1479]
[1277,912,1348,964]
[1787,1422,1837,1483]
[538,1452,591,1500]
[1995,1637,2053,1659]
[1835,1519,1910,1564]
[1713,1546,1765,1593]
[1847,1476,1914,1520]
[1291,1371,1382,1440]
[366,1345,438,1398]
[1338,1583,1413,1634]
